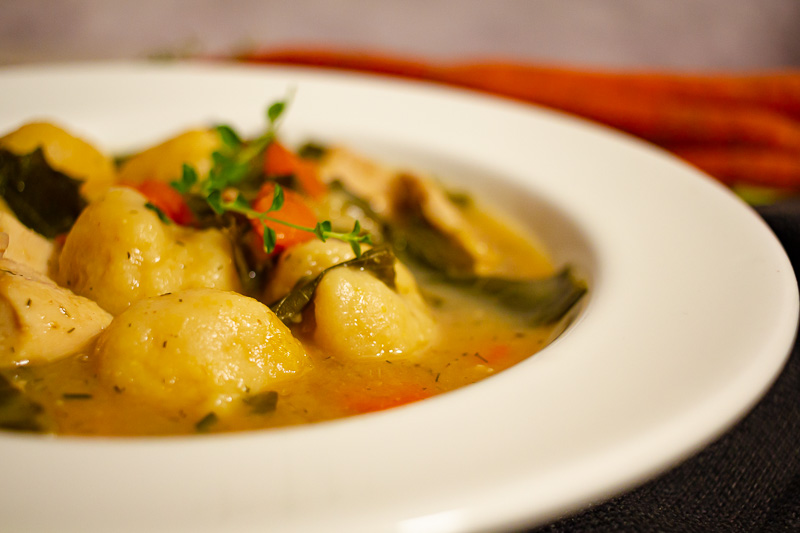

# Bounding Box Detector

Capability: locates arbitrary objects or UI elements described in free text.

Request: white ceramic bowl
[0,62,796,533]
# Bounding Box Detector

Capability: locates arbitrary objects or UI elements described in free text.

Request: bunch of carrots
[239,48,800,202]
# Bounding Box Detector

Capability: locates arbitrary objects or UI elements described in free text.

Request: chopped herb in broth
[0,100,585,436]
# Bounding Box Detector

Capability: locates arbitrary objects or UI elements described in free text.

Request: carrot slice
[341,386,433,414]
[128,180,194,225]
[264,141,327,198]
[250,182,317,255]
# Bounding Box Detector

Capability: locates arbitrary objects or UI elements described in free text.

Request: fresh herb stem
[171,97,371,256]
[216,185,371,255]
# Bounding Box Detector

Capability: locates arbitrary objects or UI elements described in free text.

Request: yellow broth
[1,203,559,437]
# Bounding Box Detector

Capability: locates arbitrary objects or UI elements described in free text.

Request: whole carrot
[241,49,800,118]
[669,147,800,190]
[440,63,800,118]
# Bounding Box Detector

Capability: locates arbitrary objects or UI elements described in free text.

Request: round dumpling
[93,289,310,412]
[312,266,436,361]
[116,129,221,185]
[57,187,241,314]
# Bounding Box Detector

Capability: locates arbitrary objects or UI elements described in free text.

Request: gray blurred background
[1,0,799,69]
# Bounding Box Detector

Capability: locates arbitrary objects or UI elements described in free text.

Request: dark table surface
[530,198,800,533]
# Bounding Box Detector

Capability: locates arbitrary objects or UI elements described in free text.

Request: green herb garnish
[170,99,370,256]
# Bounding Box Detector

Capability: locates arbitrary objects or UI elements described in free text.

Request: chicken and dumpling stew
[0,101,585,436]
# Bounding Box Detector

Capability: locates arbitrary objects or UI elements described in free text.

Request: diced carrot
[264,141,327,198]
[128,180,195,225]
[250,182,317,255]
[483,344,511,365]
[342,386,433,414]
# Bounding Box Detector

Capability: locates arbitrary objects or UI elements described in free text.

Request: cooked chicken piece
[0,211,55,276]
[317,146,499,275]
[0,256,112,367]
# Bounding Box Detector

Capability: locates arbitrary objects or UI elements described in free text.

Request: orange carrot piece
[250,182,317,255]
[341,386,433,414]
[483,344,511,365]
[669,147,800,190]
[264,141,327,198]
[128,180,195,225]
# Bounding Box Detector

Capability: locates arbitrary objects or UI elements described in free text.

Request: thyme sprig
[208,184,371,257]
[170,99,370,256]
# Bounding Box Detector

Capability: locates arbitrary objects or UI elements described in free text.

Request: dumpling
[312,264,436,361]
[57,187,241,314]
[116,129,221,185]
[93,289,310,412]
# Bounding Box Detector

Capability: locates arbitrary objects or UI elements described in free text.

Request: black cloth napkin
[529,199,800,533]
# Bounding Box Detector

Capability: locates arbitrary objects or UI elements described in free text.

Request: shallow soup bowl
[0,62,796,533]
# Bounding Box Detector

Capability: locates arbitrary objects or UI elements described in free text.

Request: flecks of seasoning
[435,373,441,382]
[62,392,92,400]
[58,305,70,317]
[113,385,125,394]
[127,252,131,260]
[25,298,31,307]
[178,299,183,303]
[385,360,393,364]
[162,341,167,348]
[67,327,75,334]
[175,240,185,246]
[474,352,488,363]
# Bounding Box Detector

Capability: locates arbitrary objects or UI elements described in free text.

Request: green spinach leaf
[270,246,397,325]
[0,148,87,238]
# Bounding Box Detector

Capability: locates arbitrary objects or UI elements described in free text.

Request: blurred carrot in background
[239,48,800,198]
